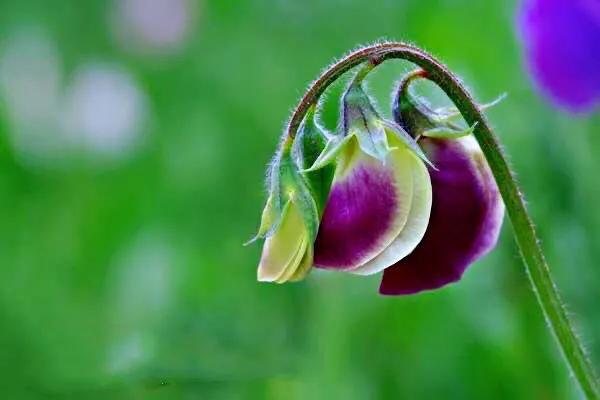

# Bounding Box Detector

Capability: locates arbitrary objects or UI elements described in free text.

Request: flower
[307,72,433,276]
[250,107,330,283]
[252,150,316,283]
[517,0,600,112]
[379,75,504,294]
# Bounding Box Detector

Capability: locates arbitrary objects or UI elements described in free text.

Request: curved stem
[286,42,600,399]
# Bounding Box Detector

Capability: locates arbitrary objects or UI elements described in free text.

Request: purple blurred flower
[112,0,198,56]
[518,0,600,112]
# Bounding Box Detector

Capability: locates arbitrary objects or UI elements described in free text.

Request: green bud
[329,68,433,167]
[278,148,319,241]
[254,144,320,283]
[393,72,503,139]
[248,143,320,246]
[293,106,334,214]
[392,77,438,138]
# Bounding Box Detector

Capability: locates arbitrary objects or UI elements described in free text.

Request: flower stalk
[283,42,600,399]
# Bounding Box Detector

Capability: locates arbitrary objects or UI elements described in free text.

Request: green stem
[286,42,600,399]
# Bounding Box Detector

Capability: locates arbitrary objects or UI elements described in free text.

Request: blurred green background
[0,0,599,399]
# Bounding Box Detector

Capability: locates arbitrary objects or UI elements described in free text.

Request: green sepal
[244,194,276,246]
[343,83,379,115]
[342,80,396,162]
[354,120,395,163]
[394,76,505,143]
[422,122,478,139]
[382,120,435,169]
[247,142,321,244]
[303,134,354,172]
[279,150,320,242]
[293,107,335,214]
[432,93,507,123]
[392,86,437,138]
[245,154,285,245]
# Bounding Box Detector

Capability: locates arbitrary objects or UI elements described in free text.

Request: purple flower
[308,78,433,276]
[380,136,504,295]
[518,0,600,112]
[378,80,504,294]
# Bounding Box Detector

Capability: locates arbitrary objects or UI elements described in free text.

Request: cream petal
[257,201,307,282]
[289,244,313,282]
[245,195,276,245]
[275,234,308,283]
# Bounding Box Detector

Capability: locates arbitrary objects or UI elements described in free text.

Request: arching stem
[285,42,600,399]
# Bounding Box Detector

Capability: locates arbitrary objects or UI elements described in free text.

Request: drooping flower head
[517,0,600,112]
[250,64,504,295]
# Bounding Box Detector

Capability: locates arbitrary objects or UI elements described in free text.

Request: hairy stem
[286,42,600,399]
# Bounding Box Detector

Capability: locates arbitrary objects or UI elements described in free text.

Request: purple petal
[518,0,600,112]
[379,137,504,295]
[351,150,432,276]
[314,147,413,270]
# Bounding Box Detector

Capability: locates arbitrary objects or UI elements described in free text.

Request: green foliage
[0,0,598,399]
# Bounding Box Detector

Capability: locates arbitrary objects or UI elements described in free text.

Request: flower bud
[380,76,505,295]
[252,145,319,283]
[293,106,335,214]
[250,108,335,283]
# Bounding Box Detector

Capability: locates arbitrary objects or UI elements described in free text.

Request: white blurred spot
[0,28,150,166]
[112,0,198,55]
[61,63,147,158]
[0,31,61,127]
[107,332,154,373]
[109,233,176,325]
[105,233,177,373]
[0,29,68,163]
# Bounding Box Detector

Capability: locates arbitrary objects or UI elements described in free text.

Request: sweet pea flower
[518,0,600,112]
[250,108,331,283]
[379,75,504,294]
[306,70,433,276]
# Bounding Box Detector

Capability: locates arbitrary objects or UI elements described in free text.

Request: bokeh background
[0,0,599,399]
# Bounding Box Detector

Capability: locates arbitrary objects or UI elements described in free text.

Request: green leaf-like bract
[294,108,335,215]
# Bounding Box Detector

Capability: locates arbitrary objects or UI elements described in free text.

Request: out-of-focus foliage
[0,0,598,399]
